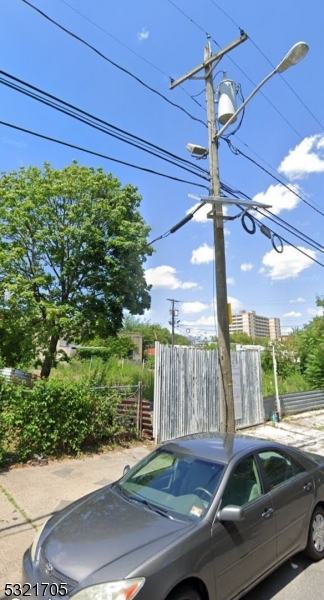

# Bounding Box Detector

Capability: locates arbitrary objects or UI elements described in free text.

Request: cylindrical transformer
[217,79,237,125]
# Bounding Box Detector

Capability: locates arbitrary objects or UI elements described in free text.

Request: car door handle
[261,507,274,519]
[303,482,312,492]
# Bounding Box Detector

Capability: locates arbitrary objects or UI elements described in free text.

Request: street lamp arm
[216,41,308,140]
[215,69,276,140]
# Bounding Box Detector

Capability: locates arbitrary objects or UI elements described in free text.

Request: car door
[257,449,315,560]
[212,454,276,600]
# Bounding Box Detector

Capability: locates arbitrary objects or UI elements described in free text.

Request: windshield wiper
[131,497,173,519]
[115,483,132,500]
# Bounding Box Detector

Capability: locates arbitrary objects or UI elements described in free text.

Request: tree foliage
[0,162,152,376]
[122,315,189,351]
[296,296,324,389]
[76,334,137,360]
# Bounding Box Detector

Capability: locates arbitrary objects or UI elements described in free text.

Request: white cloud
[137,27,150,42]
[228,296,243,311]
[182,316,217,328]
[278,134,324,180]
[252,183,301,216]
[283,311,302,318]
[241,262,253,272]
[261,246,316,280]
[191,243,214,264]
[181,301,209,314]
[307,307,324,317]
[145,265,197,290]
[289,297,305,303]
[227,277,235,285]
[212,296,243,311]
[186,203,228,223]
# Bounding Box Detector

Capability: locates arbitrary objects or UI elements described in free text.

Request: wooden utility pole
[169,33,247,432]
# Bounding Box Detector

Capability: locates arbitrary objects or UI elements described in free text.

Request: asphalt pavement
[1,409,324,599]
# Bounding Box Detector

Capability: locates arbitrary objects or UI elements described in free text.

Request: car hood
[40,486,193,583]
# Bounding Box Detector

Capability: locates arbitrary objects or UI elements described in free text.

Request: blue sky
[1,0,324,339]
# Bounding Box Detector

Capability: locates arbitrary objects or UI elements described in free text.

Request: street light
[216,42,309,139]
[169,37,308,433]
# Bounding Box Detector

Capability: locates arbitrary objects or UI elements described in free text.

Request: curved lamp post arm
[215,41,309,140]
[215,69,275,140]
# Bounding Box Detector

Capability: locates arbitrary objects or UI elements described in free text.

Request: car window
[221,455,264,508]
[258,450,305,490]
[118,449,224,521]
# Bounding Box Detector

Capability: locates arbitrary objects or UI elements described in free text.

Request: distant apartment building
[229,310,281,340]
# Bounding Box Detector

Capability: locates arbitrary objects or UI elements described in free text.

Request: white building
[229,310,281,340]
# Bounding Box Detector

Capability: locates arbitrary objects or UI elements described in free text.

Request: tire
[304,505,324,561]
[167,584,201,600]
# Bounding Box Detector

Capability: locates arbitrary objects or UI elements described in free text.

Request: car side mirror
[123,465,130,476]
[217,505,245,522]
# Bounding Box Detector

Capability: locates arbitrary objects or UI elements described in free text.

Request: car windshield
[117,448,224,521]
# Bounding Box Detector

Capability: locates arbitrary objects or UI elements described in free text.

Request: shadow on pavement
[243,553,313,600]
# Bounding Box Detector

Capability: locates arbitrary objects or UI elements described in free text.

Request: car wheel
[305,505,324,561]
[168,584,201,600]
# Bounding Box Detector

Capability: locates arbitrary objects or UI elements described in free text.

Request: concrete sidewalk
[0,444,152,592]
[1,410,324,594]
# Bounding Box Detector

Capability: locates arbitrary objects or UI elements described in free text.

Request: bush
[0,378,138,465]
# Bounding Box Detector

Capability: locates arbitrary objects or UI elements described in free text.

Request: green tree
[122,315,189,350]
[296,297,324,388]
[230,332,254,345]
[0,162,152,377]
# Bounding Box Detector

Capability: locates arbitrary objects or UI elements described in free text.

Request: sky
[1,0,324,340]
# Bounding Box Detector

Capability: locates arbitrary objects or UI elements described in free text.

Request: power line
[221,180,322,251]
[0,120,210,189]
[220,182,324,269]
[165,0,211,38]
[233,133,324,213]
[0,68,209,180]
[149,201,207,244]
[56,0,206,112]
[21,0,207,128]
[208,0,324,132]
[166,0,324,152]
[224,138,324,218]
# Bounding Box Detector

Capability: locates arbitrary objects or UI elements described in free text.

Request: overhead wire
[208,0,324,132]
[0,72,210,181]
[149,201,207,244]
[56,0,206,111]
[224,138,324,218]
[21,0,207,127]
[222,181,324,255]
[220,181,324,268]
[232,134,324,214]
[165,0,211,37]
[0,120,210,190]
[166,0,324,156]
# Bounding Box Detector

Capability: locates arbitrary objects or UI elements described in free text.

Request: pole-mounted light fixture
[276,42,309,73]
[216,41,309,139]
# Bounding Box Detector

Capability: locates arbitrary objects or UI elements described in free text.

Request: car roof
[162,432,278,465]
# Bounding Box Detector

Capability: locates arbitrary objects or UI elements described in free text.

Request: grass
[262,371,309,397]
[53,357,155,401]
[0,484,37,530]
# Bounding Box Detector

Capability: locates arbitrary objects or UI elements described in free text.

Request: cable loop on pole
[241,211,256,234]
[271,233,284,253]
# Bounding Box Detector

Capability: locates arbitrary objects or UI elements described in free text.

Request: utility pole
[170,33,247,432]
[167,298,180,347]
[169,37,308,432]
[204,41,235,433]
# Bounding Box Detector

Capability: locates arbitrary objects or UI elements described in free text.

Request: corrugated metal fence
[153,344,264,443]
[264,389,324,420]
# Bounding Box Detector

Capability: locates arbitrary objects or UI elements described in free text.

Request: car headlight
[71,579,145,600]
[30,521,47,562]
